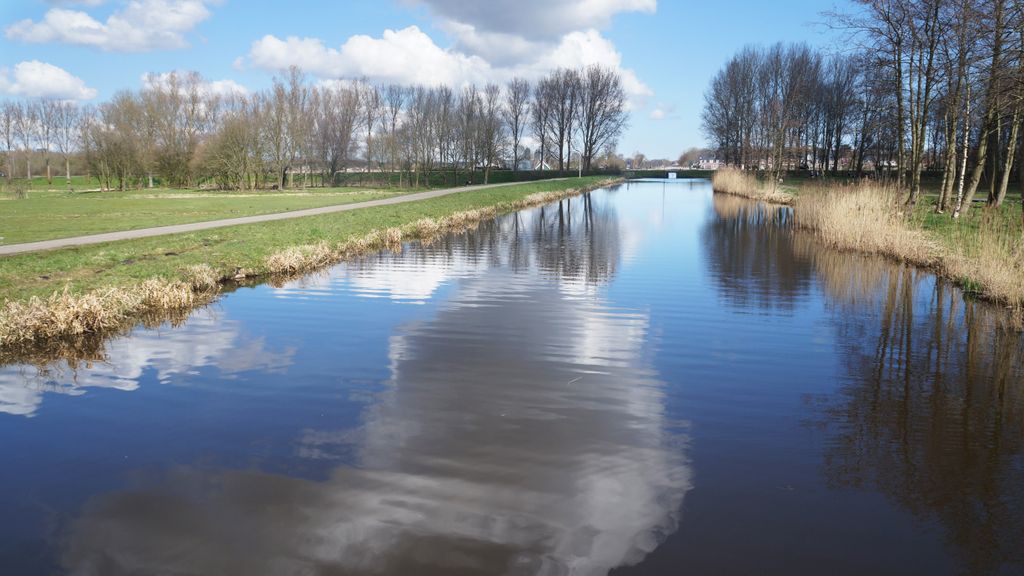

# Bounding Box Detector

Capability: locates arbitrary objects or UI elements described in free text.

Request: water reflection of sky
[0,311,297,417]
[0,187,695,575]
[0,181,1021,575]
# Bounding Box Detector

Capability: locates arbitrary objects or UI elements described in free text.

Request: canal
[1,179,1021,575]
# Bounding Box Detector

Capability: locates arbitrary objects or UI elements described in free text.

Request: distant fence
[332,169,624,188]
[625,169,714,179]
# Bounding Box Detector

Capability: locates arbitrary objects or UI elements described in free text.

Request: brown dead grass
[794,183,940,267]
[711,168,794,205]
[0,179,621,348]
[793,181,1024,316]
[0,267,221,346]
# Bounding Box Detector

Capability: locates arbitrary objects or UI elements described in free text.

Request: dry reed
[0,274,221,347]
[711,168,794,205]
[793,181,1024,314]
[943,220,1024,306]
[0,178,622,348]
[794,183,940,267]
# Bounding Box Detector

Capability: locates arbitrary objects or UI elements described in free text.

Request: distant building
[696,156,724,170]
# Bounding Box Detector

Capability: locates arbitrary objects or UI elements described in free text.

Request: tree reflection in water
[810,246,1024,575]
[703,195,814,312]
[58,191,690,576]
[708,195,1024,574]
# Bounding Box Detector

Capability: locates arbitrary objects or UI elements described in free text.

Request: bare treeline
[702,0,1024,217]
[0,65,628,191]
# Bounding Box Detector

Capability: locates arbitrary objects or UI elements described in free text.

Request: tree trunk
[895,43,906,189]
[953,84,972,218]
[958,0,1004,218]
[988,114,1002,203]
[993,106,1020,207]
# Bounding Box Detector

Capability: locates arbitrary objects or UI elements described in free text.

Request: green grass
[1,175,101,191]
[0,185,433,244]
[914,197,1022,260]
[0,184,436,240]
[0,177,610,302]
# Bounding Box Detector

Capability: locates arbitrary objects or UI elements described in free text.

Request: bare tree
[546,68,581,171]
[532,78,555,170]
[578,64,628,172]
[358,81,382,171]
[52,101,81,185]
[456,85,480,181]
[36,99,59,184]
[504,77,531,172]
[0,102,15,182]
[479,83,506,183]
[311,83,361,186]
[383,84,408,185]
[12,102,36,180]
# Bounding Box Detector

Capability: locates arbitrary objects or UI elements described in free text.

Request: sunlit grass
[794,180,1024,311]
[0,177,618,346]
[0,184,420,244]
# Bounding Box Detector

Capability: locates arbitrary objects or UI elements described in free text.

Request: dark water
[1,180,1022,575]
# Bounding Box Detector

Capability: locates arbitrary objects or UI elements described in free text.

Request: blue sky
[0,0,849,158]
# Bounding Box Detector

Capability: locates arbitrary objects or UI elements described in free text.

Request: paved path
[1,180,559,256]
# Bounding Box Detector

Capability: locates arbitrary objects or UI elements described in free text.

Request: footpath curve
[0,180,561,256]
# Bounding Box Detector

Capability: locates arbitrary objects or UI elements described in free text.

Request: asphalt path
[0,180,558,256]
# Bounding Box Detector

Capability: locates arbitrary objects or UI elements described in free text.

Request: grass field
[0,177,610,303]
[0,186,425,244]
[1,175,102,191]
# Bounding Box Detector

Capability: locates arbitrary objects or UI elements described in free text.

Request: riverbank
[0,177,620,348]
[709,169,794,205]
[0,185,424,245]
[711,169,1024,318]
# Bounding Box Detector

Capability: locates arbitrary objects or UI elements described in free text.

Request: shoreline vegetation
[0,177,621,350]
[711,168,1024,321]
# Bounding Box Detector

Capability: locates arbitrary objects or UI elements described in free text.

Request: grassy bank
[792,183,1023,314]
[710,168,794,205]
[712,168,1023,315]
[0,186,424,244]
[0,177,619,347]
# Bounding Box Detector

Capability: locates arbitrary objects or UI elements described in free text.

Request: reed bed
[942,217,1024,306]
[0,264,221,346]
[0,179,620,348]
[793,181,1024,314]
[711,168,794,205]
[794,183,940,267]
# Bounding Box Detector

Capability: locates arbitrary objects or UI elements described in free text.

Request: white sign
[668,172,677,179]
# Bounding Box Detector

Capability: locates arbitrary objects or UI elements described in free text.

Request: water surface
[1,180,1021,575]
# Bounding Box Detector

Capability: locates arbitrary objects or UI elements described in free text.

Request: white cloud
[649,103,675,120]
[412,0,656,42]
[45,0,107,5]
[141,71,249,98]
[522,29,653,104]
[46,0,107,5]
[0,310,294,417]
[248,27,494,87]
[246,26,652,105]
[5,0,213,52]
[0,60,97,100]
